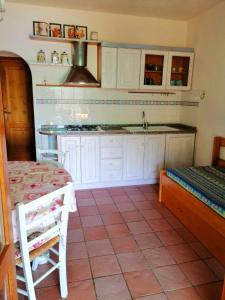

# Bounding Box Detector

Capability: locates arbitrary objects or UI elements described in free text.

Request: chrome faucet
[142,111,148,129]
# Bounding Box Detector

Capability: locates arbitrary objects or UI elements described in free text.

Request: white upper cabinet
[117,48,141,89]
[140,50,168,89]
[101,47,117,88]
[144,135,166,180]
[166,52,194,90]
[123,135,145,181]
[165,134,195,168]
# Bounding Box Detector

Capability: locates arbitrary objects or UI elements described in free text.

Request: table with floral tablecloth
[8,161,76,246]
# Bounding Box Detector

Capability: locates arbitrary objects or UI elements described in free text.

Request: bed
[159,137,225,268]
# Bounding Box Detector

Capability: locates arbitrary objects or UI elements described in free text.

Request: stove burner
[66,125,98,132]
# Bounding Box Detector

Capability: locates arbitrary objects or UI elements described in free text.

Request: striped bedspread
[166,166,225,218]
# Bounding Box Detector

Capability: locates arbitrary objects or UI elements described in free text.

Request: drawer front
[101,159,122,171]
[101,147,123,159]
[101,169,122,182]
[101,136,123,148]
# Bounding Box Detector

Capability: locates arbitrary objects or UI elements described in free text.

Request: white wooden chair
[15,182,73,300]
[37,149,67,168]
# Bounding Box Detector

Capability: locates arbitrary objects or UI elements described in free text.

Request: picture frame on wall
[33,21,48,36]
[63,24,75,38]
[75,25,87,40]
[49,23,62,38]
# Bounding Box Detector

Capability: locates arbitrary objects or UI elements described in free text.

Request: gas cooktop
[65,125,98,132]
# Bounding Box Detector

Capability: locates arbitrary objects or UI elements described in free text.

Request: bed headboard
[212,136,225,167]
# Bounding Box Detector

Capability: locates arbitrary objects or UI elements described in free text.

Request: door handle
[4,110,11,120]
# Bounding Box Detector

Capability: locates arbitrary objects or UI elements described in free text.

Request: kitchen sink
[100,125,127,131]
[123,126,181,132]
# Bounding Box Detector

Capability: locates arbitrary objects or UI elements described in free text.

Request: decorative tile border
[36,99,199,107]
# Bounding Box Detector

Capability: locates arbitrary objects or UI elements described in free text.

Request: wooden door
[101,47,117,88]
[0,82,18,299]
[117,48,141,89]
[123,135,144,181]
[0,57,35,161]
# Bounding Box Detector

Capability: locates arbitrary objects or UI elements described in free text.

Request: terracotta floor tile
[67,229,84,243]
[92,189,110,198]
[148,219,172,232]
[76,190,92,199]
[67,259,92,282]
[97,203,118,214]
[155,206,174,218]
[86,239,114,257]
[179,260,218,285]
[195,281,223,300]
[127,221,152,234]
[95,197,114,205]
[166,287,201,300]
[133,293,167,300]
[176,228,198,243]
[68,215,81,229]
[122,210,144,222]
[124,186,140,193]
[81,215,103,227]
[129,194,147,202]
[108,187,127,196]
[134,201,154,210]
[167,244,199,263]
[143,247,175,268]
[78,205,99,216]
[117,251,149,272]
[32,263,58,288]
[116,202,137,212]
[124,270,162,298]
[189,241,212,258]
[156,230,184,246]
[35,285,62,299]
[106,223,130,238]
[84,225,108,241]
[112,195,131,204]
[68,280,97,300]
[154,265,191,291]
[141,209,162,220]
[77,197,96,207]
[67,242,88,260]
[134,233,163,250]
[101,212,124,225]
[166,216,184,229]
[94,274,131,300]
[111,236,139,253]
[204,258,225,280]
[90,254,121,277]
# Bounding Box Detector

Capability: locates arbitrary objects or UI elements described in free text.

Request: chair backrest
[16,182,73,261]
[37,149,67,168]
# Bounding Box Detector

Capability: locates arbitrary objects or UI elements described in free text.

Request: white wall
[183,1,225,165]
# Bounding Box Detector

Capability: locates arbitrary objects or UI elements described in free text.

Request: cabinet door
[165,134,195,168]
[144,135,165,179]
[166,52,194,90]
[57,136,81,184]
[81,136,100,184]
[101,47,117,88]
[123,135,144,180]
[117,48,141,89]
[140,50,168,89]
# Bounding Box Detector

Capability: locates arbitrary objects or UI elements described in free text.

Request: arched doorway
[0,51,36,161]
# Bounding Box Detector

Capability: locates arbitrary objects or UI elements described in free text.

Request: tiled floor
[20,184,225,299]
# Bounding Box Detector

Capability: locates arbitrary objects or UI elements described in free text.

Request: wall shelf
[29,62,72,67]
[29,35,101,45]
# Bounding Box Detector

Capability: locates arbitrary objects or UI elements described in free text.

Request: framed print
[75,25,87,40]
[63,24,75,38]
[33,21,48,36]
[49,23,62,38]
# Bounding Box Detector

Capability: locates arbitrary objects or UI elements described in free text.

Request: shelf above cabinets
[29,35,101,45]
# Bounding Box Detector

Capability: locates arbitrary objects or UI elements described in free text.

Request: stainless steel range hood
[64,41,100,86]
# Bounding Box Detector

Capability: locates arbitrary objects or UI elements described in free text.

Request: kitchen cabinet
[57,136,81,184]
[144,135,166,179]
[140,50,168,89]
[101,47,117,88]
[123,135,145,180]
[117,48,141,89]
[81,136,100,184]
[166,52,194,90]
[165,134,195,168]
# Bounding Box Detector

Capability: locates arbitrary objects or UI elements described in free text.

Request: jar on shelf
[61,51,69,65]
[37,50,46,63]
[51,51,60,64]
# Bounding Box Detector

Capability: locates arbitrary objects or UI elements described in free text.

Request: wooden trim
[212,136,225,167]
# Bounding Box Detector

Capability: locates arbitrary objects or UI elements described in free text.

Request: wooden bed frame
[159,136,225,299]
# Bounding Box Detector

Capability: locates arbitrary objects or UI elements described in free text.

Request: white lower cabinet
[123,135,145,181]
[144,135,166,180]
[165,134,195,168]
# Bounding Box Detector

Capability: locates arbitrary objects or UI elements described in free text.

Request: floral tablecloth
[8,161,77,245]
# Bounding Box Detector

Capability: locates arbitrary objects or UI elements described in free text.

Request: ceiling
[9,0,224,20]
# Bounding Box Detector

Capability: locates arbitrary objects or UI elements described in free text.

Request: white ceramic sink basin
[123,126,181,132]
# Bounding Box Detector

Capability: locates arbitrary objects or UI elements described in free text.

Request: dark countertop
[39,123,197,136]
